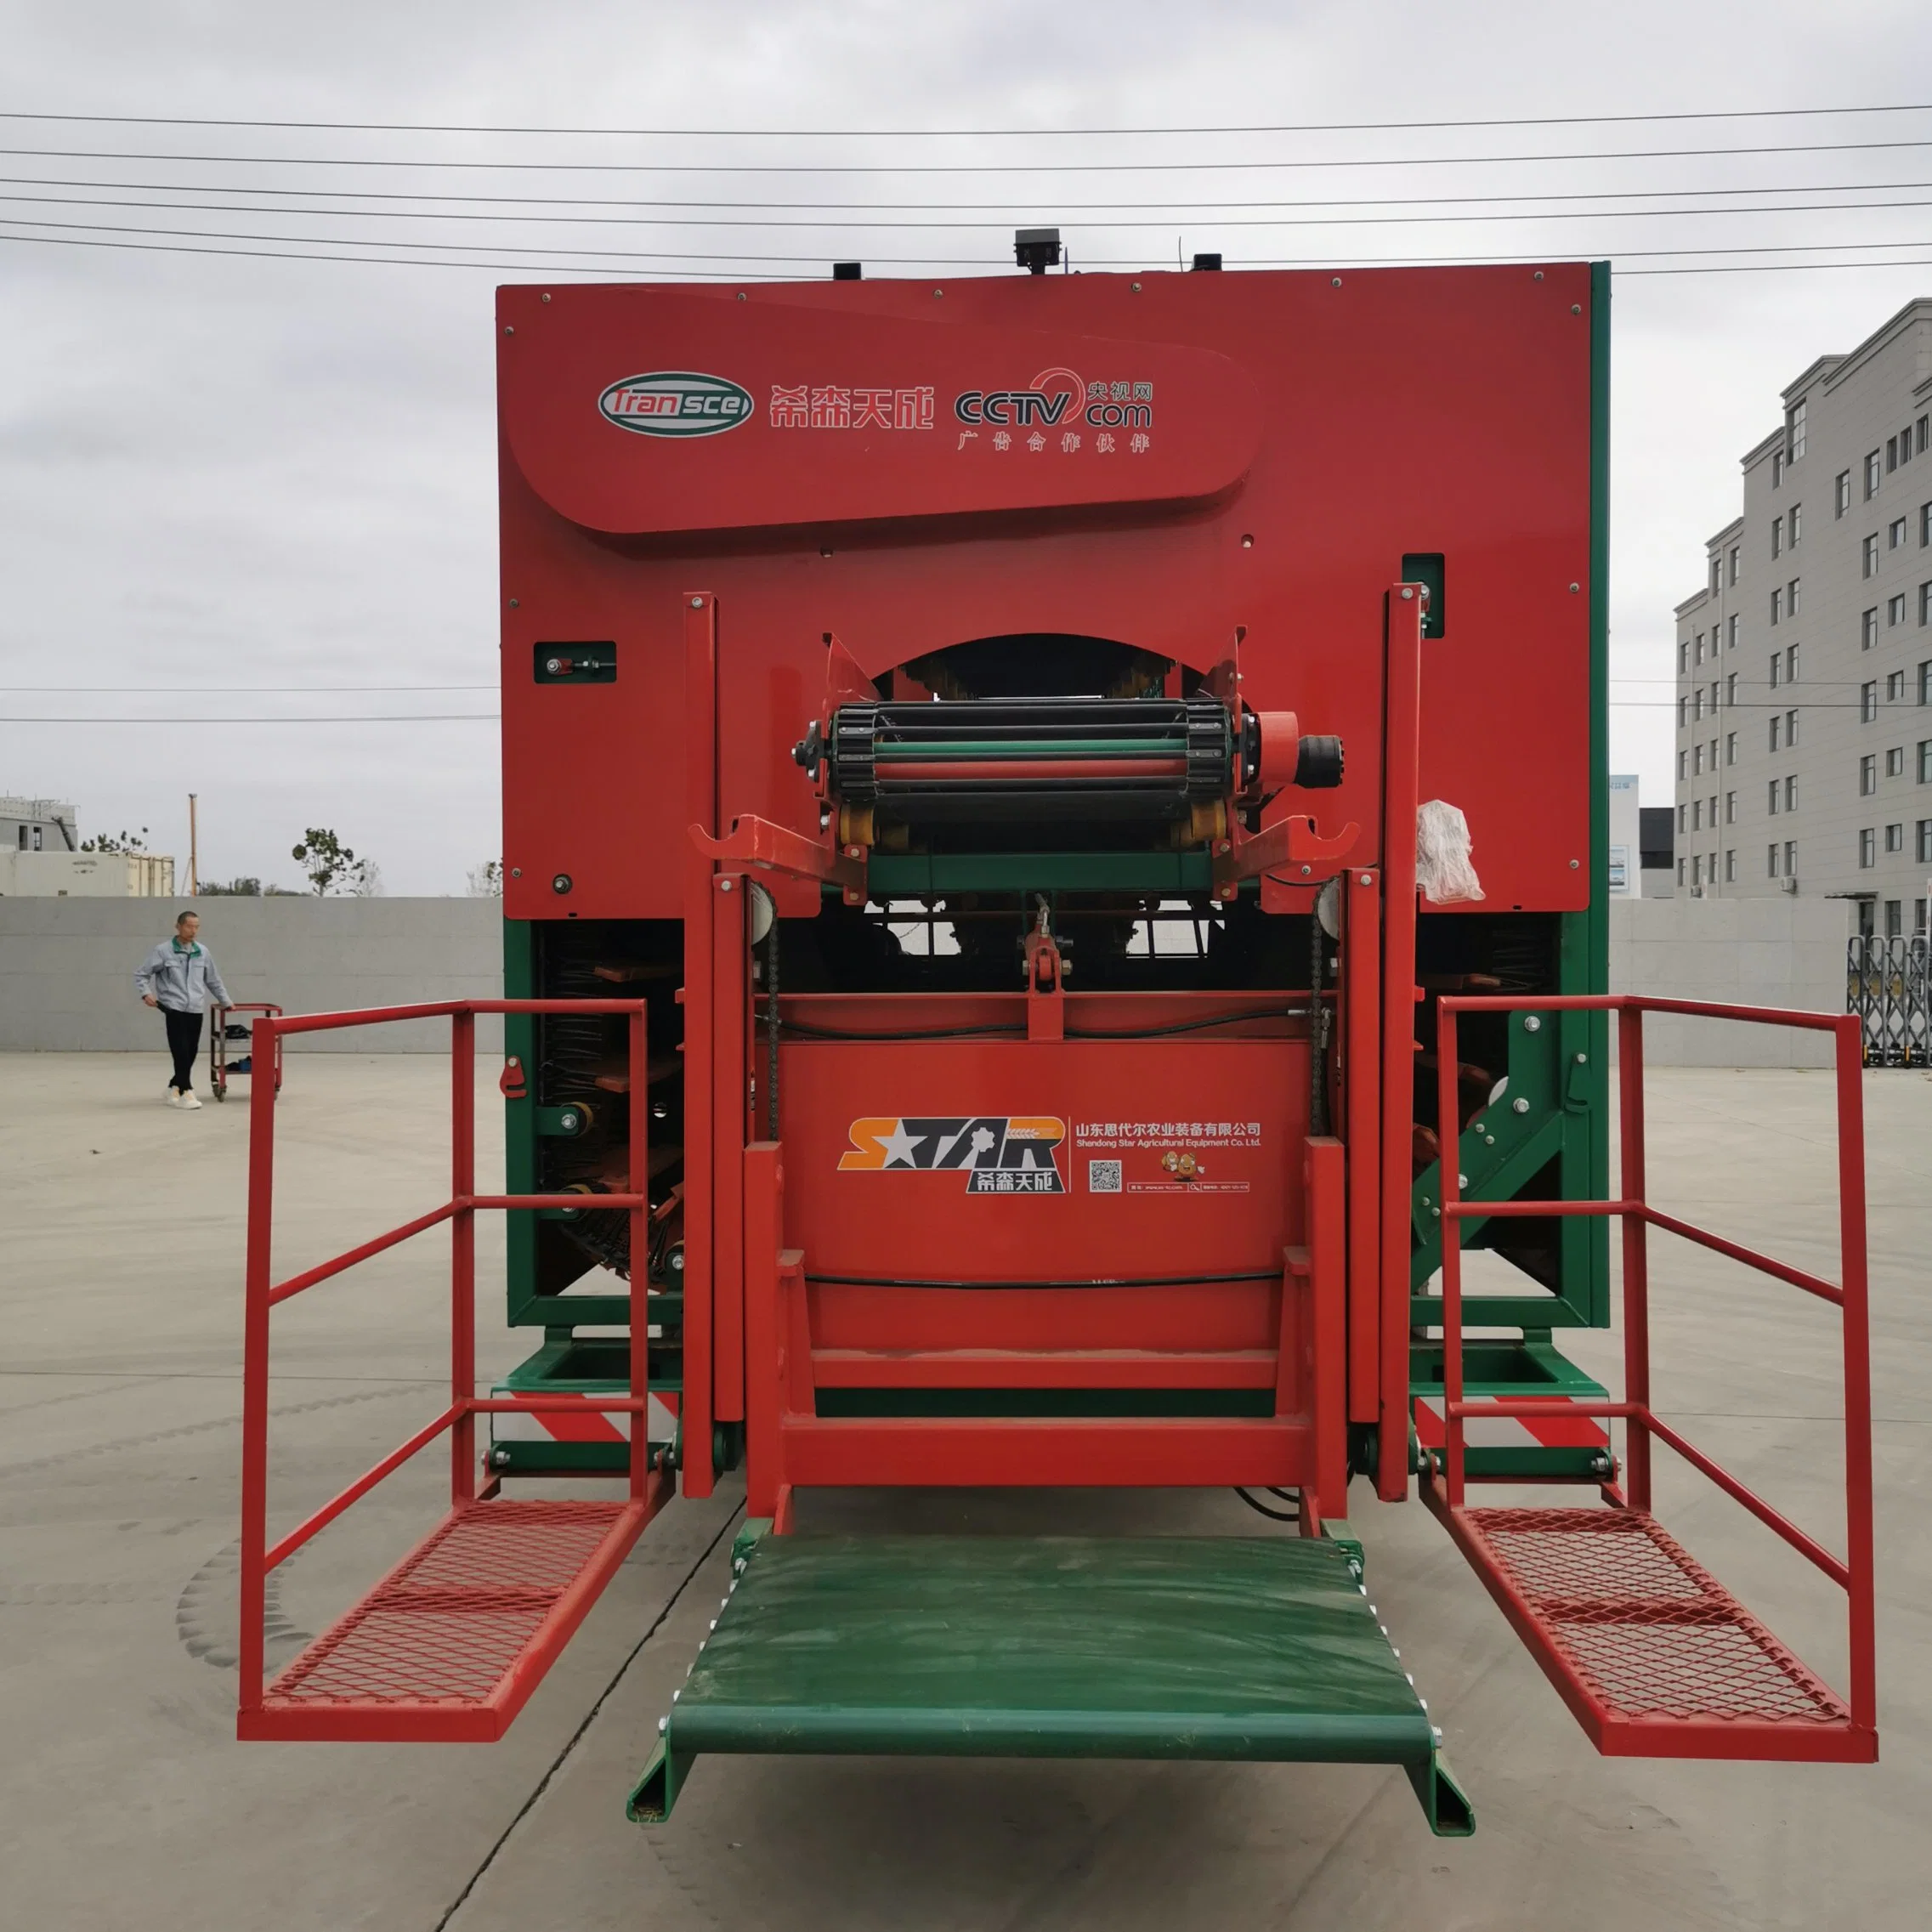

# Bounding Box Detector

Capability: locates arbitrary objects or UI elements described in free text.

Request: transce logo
[598,371,754,438]
[840,1116,1068,1193]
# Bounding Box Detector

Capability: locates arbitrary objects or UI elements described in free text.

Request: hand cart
[211,1002,284,1102]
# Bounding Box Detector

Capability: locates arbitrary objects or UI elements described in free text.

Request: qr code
[1088,1159,1123,1193]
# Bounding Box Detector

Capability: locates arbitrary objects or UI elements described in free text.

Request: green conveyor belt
[629,1533,1472,1834]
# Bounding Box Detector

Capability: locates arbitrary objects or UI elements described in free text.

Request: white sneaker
[178,1090,202,1111]
[166,1089,184,1108]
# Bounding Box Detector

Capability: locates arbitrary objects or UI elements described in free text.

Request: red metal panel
[779,1416,1308,1488]
[680,594,717,1496]
[780,1032,1305,1286]
[499,266,1595,923]
[711,875,747,1424]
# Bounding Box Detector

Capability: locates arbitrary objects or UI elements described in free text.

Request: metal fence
[1846,935,1931,1066]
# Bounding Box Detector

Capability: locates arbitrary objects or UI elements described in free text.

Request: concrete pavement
[2,1052,1926,1929]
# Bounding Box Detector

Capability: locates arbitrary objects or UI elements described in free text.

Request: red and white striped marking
[1413,1395,1608,1454]
[489,1387,679,1448]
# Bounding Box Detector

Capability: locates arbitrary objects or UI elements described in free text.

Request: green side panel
[1408,1338,1611,1479]
[867,851,1213,896]
[814,1387,1274,1419]
[630,1535,1473,1836]
[1567,258,1613,1325]
[503,917,541,1327]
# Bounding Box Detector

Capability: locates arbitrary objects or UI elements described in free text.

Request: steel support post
[681,592,717,1496]
[1378,586,1425,1499]
[1344,866,1381,1423]
[237,1011,280,1723]
[451,1008,477,1504]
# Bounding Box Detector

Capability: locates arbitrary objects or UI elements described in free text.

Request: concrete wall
[1608,894,1853,1067]
[0,892,1855,1066]
[0,896,503,1053]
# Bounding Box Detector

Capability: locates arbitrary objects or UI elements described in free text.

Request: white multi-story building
[1674,297,1932,936]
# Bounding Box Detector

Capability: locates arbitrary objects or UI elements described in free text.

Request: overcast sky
[3,0,1929,892]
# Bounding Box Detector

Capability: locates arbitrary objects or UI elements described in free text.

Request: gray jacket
[135,938,231,1013]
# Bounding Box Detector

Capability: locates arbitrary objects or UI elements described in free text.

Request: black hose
[1233,1487,1302,1522]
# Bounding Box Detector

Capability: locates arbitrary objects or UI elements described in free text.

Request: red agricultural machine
[235,258,1876,1833]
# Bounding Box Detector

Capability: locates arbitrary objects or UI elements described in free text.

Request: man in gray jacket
[134,909,232,1109]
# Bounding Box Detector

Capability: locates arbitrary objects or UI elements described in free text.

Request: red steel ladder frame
[1428,992,1878,1763]
[236,998,671,1743]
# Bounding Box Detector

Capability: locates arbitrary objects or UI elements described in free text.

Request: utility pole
[188,793,198,895]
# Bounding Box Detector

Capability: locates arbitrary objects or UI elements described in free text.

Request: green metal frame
[1408,1338,1609,1481]
[867,851,1214,896]
[486,1331,679,1476]
[628,1533,1473,1836]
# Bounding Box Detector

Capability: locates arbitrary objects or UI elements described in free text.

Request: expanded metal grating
[1462,1508,1849,1725]
[265,1499,628,1707]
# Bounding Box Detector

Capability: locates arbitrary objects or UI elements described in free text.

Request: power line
[8,186,1932,235]
[3,135,1932,175]
[3,101,1930,139]
[9,169,1928,216]
[5,226,1931,281]
[9,214,1932,278]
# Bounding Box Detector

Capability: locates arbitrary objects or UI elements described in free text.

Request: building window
[1725,790,1737,824]
[1725,848,1737,881]
[1790,502,1803,546]
[1679,802,1688,833]
[1771,450,1785,490]
[1771,588,1782,625]
[1710,557,1721,594]
[1767,843,1779,877]
[1693,742,1703,775]
[1677,857,1686,886]
[1862,533,1879,577]
[1922,582,1932,626]
[1728,614,1738,649]
[1771,715,1782,752]
[1726,672,1738,707]
[1725,731,1737,766]
[1885,823,1904,853]
[1859,828,1876,868]
[1923,501,1932,546]
[1786,707,1799,747]
[1786,774,1798,811]
[1788,577,1800,615]
[1767,779,1780,816]
[1886,746,1904,779]
[1728,545,1740,586]
[1920,415,1929,456]
[1922,659,1932,704]
[1693,688,1704,722]
[1862,681,1878,722]
[1867,451,1883,497]
[1919,820,1932,863]
[1862,607,1878,649]
[1889,434,1901,473]
[1889,670,1907,702]
[1785,839,1797,877]
[1885,900,1903,938]
[1891,517,1908,549]
[1787,643,1799,682]
[1691,799,1702,830]
[1771,516,1782,558]
[1677,749,1686,780]
[1677,695,1687,728]
[1692,854,1703,887]
[1770,654,1782,690]
[1861,754,1878,796]
[1890,594,1907,626]
[1788,399,1808,459]
[1679,639,1689,672]
[1836,470,1852,516]
[1919,739,1932,782]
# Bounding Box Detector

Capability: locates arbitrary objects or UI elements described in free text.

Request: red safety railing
[237,999,666,1743]
[1429,993,1876,1762]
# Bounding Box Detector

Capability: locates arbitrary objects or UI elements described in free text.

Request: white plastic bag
[1416,800,1484,904]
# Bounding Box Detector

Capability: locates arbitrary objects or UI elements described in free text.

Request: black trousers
[163,1007,202,1091]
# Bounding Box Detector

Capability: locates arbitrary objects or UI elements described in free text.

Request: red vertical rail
[681,592,717,1497]
[628,1007,651,1499]
[1834,1014,1878,1734]
[1306,1136,1349,1518]
[1436,1001,1466,1504]
[237,1012,280,1723]
[1378,585,1425,1499]
[1345,865,1382,1423]
[1618,1006,1652,1510]
[712,874,747,1426]
[742,1142,782,1519]
[450,1008,477,1504]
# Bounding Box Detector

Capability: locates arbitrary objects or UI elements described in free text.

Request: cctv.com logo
[953,367,1155,430]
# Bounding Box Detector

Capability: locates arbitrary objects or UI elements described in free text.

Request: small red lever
[500,1056,528,1100]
